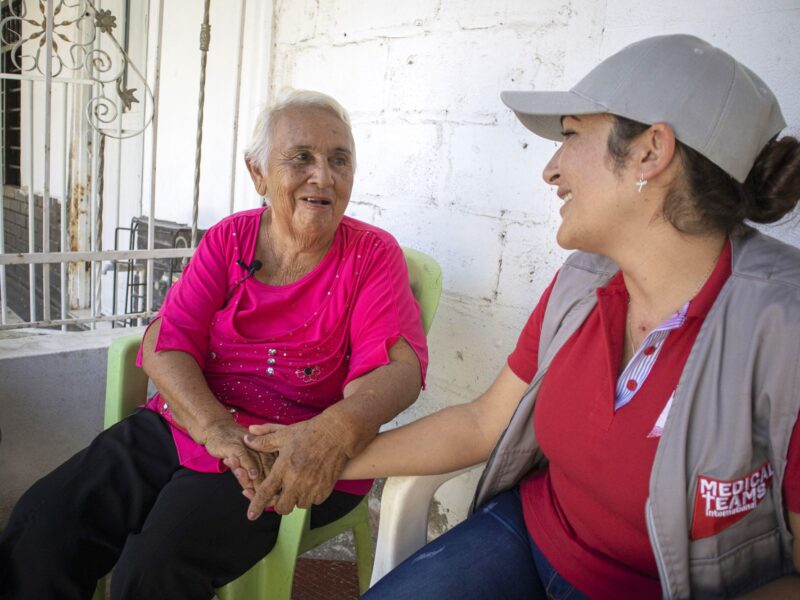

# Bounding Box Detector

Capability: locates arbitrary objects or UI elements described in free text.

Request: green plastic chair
[94,247,441,600]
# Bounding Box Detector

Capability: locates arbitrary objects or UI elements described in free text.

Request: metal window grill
[0,0,247,332]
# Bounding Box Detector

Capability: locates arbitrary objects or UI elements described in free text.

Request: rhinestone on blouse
[268,348,277,356]
[267,367,275,375]
[268,358,276,365]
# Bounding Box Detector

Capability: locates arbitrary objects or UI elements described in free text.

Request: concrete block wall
[267,0,800,528]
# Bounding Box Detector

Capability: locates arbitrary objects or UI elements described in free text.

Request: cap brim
[500,90,608,141]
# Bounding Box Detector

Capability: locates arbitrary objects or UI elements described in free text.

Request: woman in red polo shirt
[246,35,800,599]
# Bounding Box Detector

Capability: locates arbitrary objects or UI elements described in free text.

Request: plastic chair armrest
[371,467,478,586]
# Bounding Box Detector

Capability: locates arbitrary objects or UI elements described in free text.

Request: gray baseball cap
[501,34,786,182]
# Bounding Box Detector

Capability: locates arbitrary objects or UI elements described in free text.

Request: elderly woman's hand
[202,420,276,492]
[241,415,354,517]
[222,451,278,493]
[240,338,423,518]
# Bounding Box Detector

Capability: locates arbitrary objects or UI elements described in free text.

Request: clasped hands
[205,415,352,520]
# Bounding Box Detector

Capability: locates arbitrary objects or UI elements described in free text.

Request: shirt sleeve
[783,415,800,513]
[507,273,559,384]
[136,220,232,370]
[344,238,429,388]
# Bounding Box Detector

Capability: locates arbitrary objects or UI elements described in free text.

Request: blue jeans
[363,487,587,599]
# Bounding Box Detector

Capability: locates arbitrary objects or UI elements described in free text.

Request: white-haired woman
[0,90,428,599]
[248,36,800,599]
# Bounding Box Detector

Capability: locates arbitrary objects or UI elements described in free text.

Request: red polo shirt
[508,244,800,599]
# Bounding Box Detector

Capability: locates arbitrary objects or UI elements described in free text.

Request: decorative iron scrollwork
[0,0,154,139]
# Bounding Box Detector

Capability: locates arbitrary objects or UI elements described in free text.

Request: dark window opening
[1,0,22,187]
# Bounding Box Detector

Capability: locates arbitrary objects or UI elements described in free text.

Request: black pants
[0,409,363,600]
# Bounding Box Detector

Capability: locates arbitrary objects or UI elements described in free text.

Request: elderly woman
[248,36,800,598]
[0,90,427,599]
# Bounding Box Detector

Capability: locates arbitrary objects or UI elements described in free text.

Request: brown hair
[606,116,800,236]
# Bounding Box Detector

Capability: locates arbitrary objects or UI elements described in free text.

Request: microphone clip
[236,259,263,279]
[224,258,264,306]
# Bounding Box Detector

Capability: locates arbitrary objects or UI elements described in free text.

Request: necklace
[626,250,721,357]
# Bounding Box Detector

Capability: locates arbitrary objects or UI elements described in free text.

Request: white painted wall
[263,0,800,525]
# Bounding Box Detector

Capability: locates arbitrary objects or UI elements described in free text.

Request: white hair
[243,88,355,172]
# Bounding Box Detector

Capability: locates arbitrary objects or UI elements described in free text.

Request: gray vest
[472,229,800,598]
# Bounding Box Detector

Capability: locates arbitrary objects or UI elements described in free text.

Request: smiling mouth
[300,197,332,206]
[558,192,574,217]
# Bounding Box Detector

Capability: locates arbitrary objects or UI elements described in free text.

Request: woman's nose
[542,147,561,185]
[309,160,334,187]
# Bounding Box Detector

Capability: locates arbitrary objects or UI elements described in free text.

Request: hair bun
[743,136,800,224]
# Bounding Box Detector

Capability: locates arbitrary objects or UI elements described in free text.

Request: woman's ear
[639,122,678,182]
[245,158,269,196]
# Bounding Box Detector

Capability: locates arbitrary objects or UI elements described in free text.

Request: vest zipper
[646,498,674,599]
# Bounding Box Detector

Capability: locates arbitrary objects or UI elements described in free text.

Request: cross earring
[635,170,648,193]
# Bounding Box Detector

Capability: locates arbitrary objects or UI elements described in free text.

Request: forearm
[342,400,491,479]
[141,319,235,444]
[318,338,422,457]
[342,364,529,480]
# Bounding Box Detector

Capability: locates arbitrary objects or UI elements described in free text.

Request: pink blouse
[139,207,428,496]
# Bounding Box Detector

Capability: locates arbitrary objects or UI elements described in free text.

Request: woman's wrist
[192,413,239,447]
[318,404,378,459]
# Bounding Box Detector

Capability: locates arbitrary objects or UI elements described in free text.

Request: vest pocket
[688,524,785,598]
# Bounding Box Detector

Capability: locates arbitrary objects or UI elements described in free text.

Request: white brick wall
[265,0,800,527]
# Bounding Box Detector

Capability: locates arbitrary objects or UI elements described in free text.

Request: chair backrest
[105,248,442,427]
[104,334,150,427]
[401,247,442,335]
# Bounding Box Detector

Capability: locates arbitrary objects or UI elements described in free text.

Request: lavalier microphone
[236,259,263,279]
[224,259,264,305]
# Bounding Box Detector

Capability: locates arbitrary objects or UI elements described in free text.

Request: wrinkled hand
[241,416,353,518]
[223,450,278,493]
[202,420,276,492]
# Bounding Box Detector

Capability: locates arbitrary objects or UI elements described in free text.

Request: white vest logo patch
[691,461,774,540]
